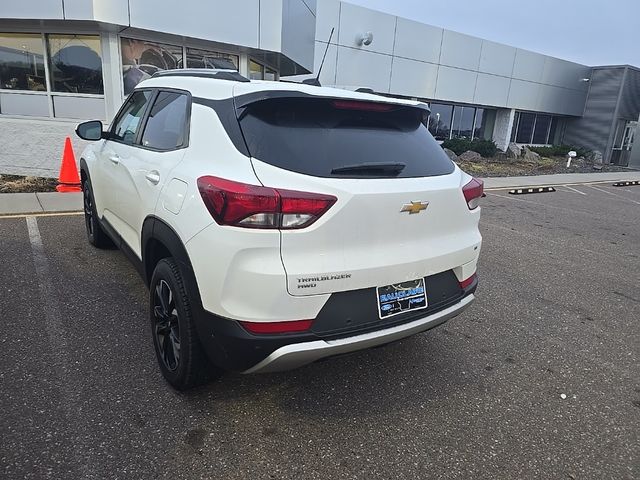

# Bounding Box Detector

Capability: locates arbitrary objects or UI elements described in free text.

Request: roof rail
[151,68,250,83]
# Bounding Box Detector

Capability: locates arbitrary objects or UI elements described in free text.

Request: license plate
[376,278,427,319]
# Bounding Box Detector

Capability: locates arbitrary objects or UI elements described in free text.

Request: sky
[348,0,640,67]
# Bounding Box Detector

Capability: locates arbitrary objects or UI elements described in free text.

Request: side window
[111,90,152,144]
[141,91,189,150]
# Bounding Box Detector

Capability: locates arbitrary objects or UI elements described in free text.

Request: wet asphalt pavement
[1,182,639,479]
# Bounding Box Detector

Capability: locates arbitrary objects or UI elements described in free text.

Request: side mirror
[76,120,104,141]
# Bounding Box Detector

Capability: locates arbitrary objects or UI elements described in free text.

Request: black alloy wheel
[153,279,181,372]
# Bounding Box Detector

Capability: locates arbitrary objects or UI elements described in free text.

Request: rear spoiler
[234,90,430,117]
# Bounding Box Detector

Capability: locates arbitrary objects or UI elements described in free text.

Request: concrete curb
[482,171,640,190]
[0,192,82,216]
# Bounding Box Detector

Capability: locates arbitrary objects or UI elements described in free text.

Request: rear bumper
[242,293,475,373]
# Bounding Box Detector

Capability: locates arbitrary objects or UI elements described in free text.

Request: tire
[149,258,219,390]
[82,177,113,248]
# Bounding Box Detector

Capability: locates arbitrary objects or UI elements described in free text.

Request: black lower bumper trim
[194,272,477,372]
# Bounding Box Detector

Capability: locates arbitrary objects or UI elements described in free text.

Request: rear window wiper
[331,162,406,176]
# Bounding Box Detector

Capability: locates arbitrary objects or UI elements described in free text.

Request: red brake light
[239,319,313,334]
[462,178,484,210]
[331,100,395,112]
[197,176,336,229]
[459,273,477,289]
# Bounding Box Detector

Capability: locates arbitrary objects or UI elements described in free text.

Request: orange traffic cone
[56,137,82,193]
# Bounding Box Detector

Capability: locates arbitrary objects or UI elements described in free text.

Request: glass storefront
[451,106,475,139]
[428,103,495,141]
[249,59,264,80]
[511,111,563,145]
[120,39,250,94]
[186,48,238,70]
[474,108,495,140]
[0,33,46,91]
[265,66,277,81]
[121,38,183,95]
[47,34,103,94]
[428,103,453,141]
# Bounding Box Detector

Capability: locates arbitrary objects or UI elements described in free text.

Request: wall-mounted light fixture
[357,32,374,46]
[580,78,590,82]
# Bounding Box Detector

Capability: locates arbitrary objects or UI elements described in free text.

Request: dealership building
[1,0,639,168]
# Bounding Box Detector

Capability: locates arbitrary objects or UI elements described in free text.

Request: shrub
[471,139,498,158]
[441,138,471,155]
[442,138,498,158]
[527,144,590,158]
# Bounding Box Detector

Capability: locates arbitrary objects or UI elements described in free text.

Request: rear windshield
[237,97,454,178]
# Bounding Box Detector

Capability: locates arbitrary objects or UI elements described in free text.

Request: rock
[589,150,604,164]
[506,142,522,159]
[592,163,603,171]
[572,156,587,168]
[459,150,483,162]
[492,152,510,163]
[522,146,541,163]
[443,148,458,162]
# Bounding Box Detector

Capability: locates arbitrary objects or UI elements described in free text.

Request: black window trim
[108,88,156,146]
[137,87,193,153]
[108,87,192,152]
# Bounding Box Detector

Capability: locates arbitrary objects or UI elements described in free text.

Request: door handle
[108,154,120,164]
[145,171,161,185]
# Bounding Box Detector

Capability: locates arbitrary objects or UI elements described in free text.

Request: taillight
[459,273,477,289]
[197,176,336,229]
[462,178,484,210]
[239,319,313,334]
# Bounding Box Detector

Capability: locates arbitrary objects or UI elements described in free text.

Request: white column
[101,32,124,124]
[492,109,516,151]
[239,54,249,78]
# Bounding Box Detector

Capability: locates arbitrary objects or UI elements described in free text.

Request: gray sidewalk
[0,117,90,178]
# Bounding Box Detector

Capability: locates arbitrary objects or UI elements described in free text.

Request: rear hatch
[234,89,482,296]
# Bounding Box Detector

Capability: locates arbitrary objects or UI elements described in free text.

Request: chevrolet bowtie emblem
[400,201,429,214]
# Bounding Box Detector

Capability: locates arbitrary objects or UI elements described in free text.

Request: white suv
[76,69,483,390]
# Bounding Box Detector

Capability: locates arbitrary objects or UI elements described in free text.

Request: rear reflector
[197,176,336,229]
[462,178,484,210]
[239,320,314,335]
[459,273,477,289]
[331,100,395,112]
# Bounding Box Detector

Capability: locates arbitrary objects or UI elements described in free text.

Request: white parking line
[560,185,587,195]
[25,216,94,479]
[599,185,640,195]
[585,185,640,205]
[484,192,637,223]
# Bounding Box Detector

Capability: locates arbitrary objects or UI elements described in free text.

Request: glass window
[451,106,475,139]
[548,117,561,144]
[474,108,496,140]
[121,38,183,95]
[510,112,520,142]
[532,114,552,144]
[141,91,189,150]
[515,112,535,143]
[186,48,238,70]
[249,60,264,80]
[0,33,46,91]
[264,66,277,81]
[428,103,453,141]
[111,90,153,144]
[47,34,103,94]
[238,97,453,179]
